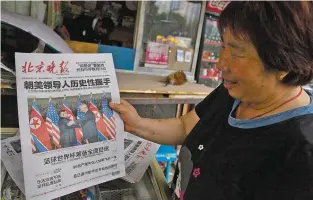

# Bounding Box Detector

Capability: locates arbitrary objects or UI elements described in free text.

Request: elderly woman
[110,2,313,200]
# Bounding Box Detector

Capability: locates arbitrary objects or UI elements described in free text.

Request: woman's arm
[110,100,199,145]
[131,109,199,145]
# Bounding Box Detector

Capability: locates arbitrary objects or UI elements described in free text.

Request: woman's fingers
[110,103,131,114]
[120,99,131,105]
[109,99,131,113]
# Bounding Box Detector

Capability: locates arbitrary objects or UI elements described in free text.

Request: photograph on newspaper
[15,53,125,200]
[29,93,116,152]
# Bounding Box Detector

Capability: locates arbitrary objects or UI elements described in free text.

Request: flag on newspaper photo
[89,95,110,141]
[102,94,116,139]
[30,100,52,152]
[46,99,61,149]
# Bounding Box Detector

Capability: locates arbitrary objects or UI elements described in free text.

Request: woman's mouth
[223,79,238,89]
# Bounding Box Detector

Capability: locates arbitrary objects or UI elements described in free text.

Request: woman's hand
[109,99,142,133]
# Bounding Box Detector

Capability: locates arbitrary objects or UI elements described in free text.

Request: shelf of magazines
[1,130,171,200]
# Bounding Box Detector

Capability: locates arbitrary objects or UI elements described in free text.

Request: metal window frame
[131,1,206,80]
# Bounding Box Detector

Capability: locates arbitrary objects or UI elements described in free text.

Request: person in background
[110,2,313,200]
[59,110,78,148]
[65,15,115,44]
[68,102,98,143]
[99,16,116,45]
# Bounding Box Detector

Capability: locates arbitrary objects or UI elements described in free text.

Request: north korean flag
[29,100,52,152]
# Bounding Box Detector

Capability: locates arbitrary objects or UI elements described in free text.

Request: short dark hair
[80,101,88,106]
[99,17,115,35]
[219,2,313,86]
[59,110,66,116]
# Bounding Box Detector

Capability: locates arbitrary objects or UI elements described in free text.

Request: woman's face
[217,29,281,103]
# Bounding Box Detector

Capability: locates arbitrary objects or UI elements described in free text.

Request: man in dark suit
[65,15,115,44]
[59,110,78,148]
[68,102,98,143]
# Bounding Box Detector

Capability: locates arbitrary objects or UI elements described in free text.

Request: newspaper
[123,132,160,183]
[0,162,97,200]
[15,53,125,200]
[1,172,25,200]
[1,136,25,194]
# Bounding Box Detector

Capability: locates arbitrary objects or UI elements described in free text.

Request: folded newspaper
[14,53,125,200]
[1,136,25,194]
[123,132,160,183]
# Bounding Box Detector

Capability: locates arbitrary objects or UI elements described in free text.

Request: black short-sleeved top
[171,85,313,200]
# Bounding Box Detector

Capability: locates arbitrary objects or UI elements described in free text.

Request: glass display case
[196,15,223,88]
[195,1,229,88]
[134,1,206,79]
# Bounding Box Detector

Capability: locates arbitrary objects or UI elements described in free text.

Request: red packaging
[206,1,229,16]
[145,42,169,65]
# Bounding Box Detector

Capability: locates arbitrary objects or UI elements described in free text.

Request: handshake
[67,121,76,126]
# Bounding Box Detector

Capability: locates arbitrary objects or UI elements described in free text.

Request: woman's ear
[278,72,289,81]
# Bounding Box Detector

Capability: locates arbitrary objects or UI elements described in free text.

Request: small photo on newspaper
[15,53,125,200]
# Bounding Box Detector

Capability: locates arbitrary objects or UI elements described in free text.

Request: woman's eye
[230,51,245,58]
[230,52,238,57]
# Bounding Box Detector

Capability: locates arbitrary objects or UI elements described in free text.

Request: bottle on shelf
[211,52,215,60]
[202,68,208,76]
[156,35,164,43]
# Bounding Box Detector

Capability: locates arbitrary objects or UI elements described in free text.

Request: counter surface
[117,72,214,95]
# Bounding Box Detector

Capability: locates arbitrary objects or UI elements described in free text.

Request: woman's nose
[216,48,229,72]
[217,57,229,72]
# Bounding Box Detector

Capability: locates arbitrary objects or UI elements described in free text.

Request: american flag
[46,100,60,148]
[77,96,85,120]
[102,94,116,139]
[62,98,83,145]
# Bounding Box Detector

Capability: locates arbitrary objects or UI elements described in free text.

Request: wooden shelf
[199,75,212,79]
[201,59,219,63]
[204,40,222,46]
[117,72,214,95]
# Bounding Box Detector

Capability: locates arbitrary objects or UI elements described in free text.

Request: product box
[145,42,169,66]
[167,46,193,71]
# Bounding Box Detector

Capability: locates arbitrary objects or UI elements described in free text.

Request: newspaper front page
[15,53,125,200]
[123,132,160,183]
